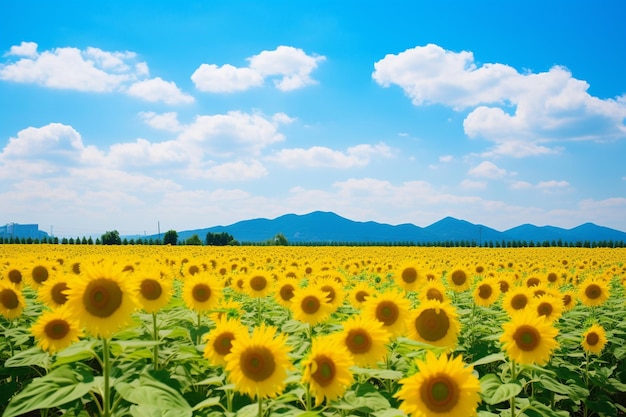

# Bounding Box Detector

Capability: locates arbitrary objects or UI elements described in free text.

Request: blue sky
[1,1,625,238]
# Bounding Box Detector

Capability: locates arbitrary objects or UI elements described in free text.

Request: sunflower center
[346,329,372,354]
[499,280,510,293]
[140,279,163,300]
[537,302,553,317]
[213,332,235,355]
[240,346,276,382]
[32,265,49,284]
[71,263,81,275]
[562,294,572,306]
[192,284,211,302]
[51,282,69,305]
[8,269,22,284]
[311,356,336,387]
[376,301,399,326]
[547,273,558,283]
[415,308,450,342]
[478,284,493,299]
[401,268,418,284]
[250,275,267,291]
[320,285,335,302]
[188,265,200,276]
[301,295,321,314]
[83,278,123,318]
[355,290,369,303]
[586,332,599,346]
[279,284,295,301]
[426,288,444,302]
[421,375,459,413]
[511,294,528,310]
[513,325,541,351]
[450,270,466,286]
[526,277,540,287]
[44,319,70,340]
[585,284,601,300]
[0,289,19,309]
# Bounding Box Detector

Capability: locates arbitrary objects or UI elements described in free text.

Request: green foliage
[163,230,178,245]
[101,230,122,245]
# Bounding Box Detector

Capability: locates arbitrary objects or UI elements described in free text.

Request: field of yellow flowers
[1,244,625,417]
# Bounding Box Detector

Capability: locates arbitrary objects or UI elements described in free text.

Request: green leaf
[334,390,391,412]
[191,396,221,411]
[470,352,506,367]
[3,364,98,417]
[351,366,403,380]
[116,374,192,417]
[52,339,98,368]
[528,400,571,417]
[4,346,50,368]
[479,373,522,405]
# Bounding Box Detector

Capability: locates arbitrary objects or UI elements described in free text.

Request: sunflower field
[0,245,625,417]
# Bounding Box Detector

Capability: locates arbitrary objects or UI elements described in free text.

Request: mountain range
[144,211,626,245]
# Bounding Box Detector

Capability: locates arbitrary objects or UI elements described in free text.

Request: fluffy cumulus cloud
[467,161,507,179]
[373,43,626,157]
[191,46,326,93]
[0,42,193,104]
[267,143,392,168]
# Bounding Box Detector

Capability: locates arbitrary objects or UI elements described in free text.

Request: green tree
[206,231,237,246]
[185,234,203,245]
[101,230,122,245]
[273,233,288,246]
[163,230,178,245]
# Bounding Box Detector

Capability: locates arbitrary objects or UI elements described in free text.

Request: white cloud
[191,45,325,93]
[7,41,38,57]
[460,179,487,189]
[537,180,570,190]
[373,43,626,157]
[468,161,506,179]
[268,143,392,168]
[203,159,268,181]
[439,155,453,163]
[140,112,183,132]
[510,180,533,190]
[127,77,194,104]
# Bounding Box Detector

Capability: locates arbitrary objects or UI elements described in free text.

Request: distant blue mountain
[147,211,626,244]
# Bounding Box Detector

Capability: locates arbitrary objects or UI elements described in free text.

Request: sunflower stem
[257,394,263,417]
[257,297,262,326]
[152,312,159,370]
[102,338,111,417]
[509,359,517,417]
[197,312,202,346]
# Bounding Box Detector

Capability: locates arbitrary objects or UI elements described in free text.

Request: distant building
[0,223,46,240]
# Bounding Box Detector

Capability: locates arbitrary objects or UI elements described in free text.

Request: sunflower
[447,267,471,293]
[500,311,559,365]
[204,316,248,367]
[395,263,423,292]
[3,265,25,288]
[0,282,26,320]
[245,272,272,298]
[472,278,499,307]
[313,275,346,310]
[581,324,607,355]
[135,269,173,313]
[182,272,223,313]
[560,289,577,311]
[65,262,138,339]
[273,277,299,308]
[347,282,375,309]
[501,286,535,317]
[337,314,391,367]
[225,324,293,399]
[578,278,610,307]
[38,275,71,308]
[302,335,354,407]
[418,280,448,304]
[28,262,54,289]
[407,300,460,349]
[290,286,334,326]
[363,290,411,337]
[395,351,481,417]
[31,306,83,353]
[533,294,563,323]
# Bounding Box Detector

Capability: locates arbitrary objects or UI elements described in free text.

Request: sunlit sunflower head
[182,272,223,313]
[312,275,346,310]
[290,286,334,326]
[581,323,608,355]
[65,262,138,339]
[0,281,26,320]
[363,290,411,337]
[497,275,513,294]
[273,277,299,308]
[418,280,448,304]
[337,314,391,367]
[472,278,500,307]
[395,262,423,292]
[407,300,460,350]
[447,267,471,293]
[245,272,272,298]
[37,274,71,308]
[533,294,563,323]
[502,286,535,317]
[348,282,375,309]
[28,262,55,289]
[578,278,610,307]
[395,351,481,417]
[3,265,25,288]
[302,335,355,407]
[545,270,562,286]
[30,306,83,353]
[203,316,248,367]
[525,276,542,288]
[500,310,559,365]
[560,289,577,311]
[135,268,173,313]
[225,323,293,400]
